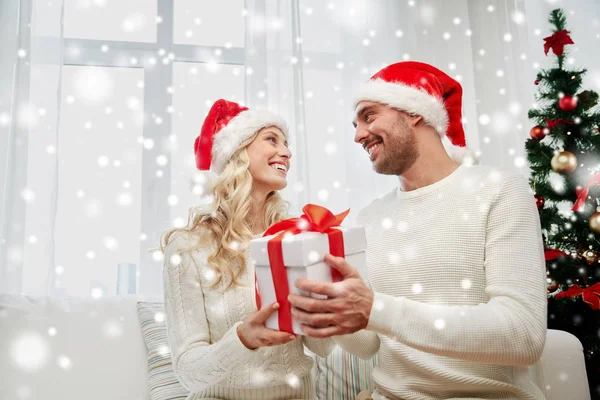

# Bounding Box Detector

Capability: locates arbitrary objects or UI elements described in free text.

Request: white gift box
[250,226,367,335]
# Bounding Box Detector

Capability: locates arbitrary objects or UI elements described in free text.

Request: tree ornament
[558,95,578,111]
[572,174,600,212]
[590,211,600,234]
[578,90,599,110]
[530,125,547,140]
[546,118,573,129]
[547,278,559,292]
[581,249,598,265]
[543,29,574,56]
[551,151,577,174]
[555,283,600,310]
[534,80,540,85]
[535,194,545,210]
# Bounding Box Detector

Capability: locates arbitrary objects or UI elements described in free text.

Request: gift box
[250,204,367,335]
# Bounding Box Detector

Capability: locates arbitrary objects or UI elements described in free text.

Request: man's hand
[288,254,374,338]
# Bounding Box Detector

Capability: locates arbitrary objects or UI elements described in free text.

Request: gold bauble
[550,151,577,174]
[590,211,600,234]
[581,249,598,265]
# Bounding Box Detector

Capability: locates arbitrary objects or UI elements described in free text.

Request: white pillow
[313,344,377,400]
[136,302,188,400]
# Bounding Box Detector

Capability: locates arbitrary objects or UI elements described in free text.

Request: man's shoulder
[356,187,397,222]
[464,165,527,190]
[463,165,533,210]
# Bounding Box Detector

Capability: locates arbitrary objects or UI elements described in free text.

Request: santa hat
[194,99,289,174]
[353,61,477,164]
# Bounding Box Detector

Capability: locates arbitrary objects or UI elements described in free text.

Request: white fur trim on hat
[353,78,449,137]
[441,135,479,165]
[211,109,289,174]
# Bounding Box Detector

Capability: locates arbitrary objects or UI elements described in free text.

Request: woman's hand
[237,302,297,350]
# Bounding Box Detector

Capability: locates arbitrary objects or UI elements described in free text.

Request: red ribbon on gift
[572,173,600,212]
[543,29,574,56]
[555,283,600,310]
[257,204,350,333]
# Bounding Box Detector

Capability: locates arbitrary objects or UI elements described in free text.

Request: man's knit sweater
[336,164,548,400]
[163,232,333,400]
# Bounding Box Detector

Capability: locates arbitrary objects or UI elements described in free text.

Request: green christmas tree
[526,8,600,396]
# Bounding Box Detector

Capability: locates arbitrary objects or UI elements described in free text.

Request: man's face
[352,101,419,175]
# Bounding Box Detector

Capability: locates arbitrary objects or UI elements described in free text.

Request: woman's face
[246,126,291,193]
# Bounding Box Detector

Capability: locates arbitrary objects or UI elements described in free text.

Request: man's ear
[408,114,423,127]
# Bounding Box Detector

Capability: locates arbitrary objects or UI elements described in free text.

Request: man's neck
[398,157,461,192]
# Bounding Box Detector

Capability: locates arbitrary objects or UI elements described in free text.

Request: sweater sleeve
[366,174,548,366]
[302,336,335,357]
[332,207,381,360]
[162,233,258,392]
[333,330,380,360]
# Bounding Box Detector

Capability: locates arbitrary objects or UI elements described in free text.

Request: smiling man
[288,61,548,400]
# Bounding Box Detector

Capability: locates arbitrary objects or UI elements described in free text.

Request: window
[64,0,157,43]
[45,0,246,296]
[53,66,144,297]
[173,0,244,47]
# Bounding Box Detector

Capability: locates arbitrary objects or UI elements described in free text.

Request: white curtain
[2,0,599,296]
[0,0,65,295]
[245,0,600,224]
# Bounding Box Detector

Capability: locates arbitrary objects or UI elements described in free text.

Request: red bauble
[530,125,547,140]
[558,95,578,111]
[535,194,545,210]
[534,80,540,85]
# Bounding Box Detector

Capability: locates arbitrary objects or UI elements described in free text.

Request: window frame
[57,1,246,295]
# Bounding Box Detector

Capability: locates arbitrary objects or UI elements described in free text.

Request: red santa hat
[353,61,477,164]
[194,99,289,173]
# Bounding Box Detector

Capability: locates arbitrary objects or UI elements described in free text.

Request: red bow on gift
[573,173,600,212]
[545,118,573,129]
[256,204,350,333]
[555,283,600,310]
[264,204,350,236]
[543,30,574,56]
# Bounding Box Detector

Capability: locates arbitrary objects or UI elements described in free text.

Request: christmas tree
[526,8,600,396]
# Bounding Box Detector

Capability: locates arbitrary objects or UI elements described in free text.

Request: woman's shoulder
[164,226,216,260]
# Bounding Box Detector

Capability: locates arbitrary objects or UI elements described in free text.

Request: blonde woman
[161,99,333,400]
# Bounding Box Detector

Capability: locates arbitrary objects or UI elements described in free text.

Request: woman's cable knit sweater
[163,231,333,400]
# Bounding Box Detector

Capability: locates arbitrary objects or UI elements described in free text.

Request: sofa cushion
[313,345,377,400]
[137,302,188,400]
[0,294,149,400]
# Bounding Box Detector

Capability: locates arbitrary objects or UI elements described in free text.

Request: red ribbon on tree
[555,283,600,310]
[543,30,574,56]
[544,249,566,260]
[256,204,350,333]
[572,173,600,212]
[545,118,573,129]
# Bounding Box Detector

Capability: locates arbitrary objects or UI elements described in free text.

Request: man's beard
[373,117,419,176]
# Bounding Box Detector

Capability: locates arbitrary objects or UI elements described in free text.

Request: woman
[161,99,333,400]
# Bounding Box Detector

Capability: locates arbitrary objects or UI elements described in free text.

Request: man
[288,61,548,400]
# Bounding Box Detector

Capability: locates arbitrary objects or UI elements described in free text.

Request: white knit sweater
[163,232,334,400]
[335,165,548,400]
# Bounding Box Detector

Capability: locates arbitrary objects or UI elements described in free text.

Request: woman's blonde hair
[160,129,288,289]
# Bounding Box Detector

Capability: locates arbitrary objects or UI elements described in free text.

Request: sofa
[0,294,591,400]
